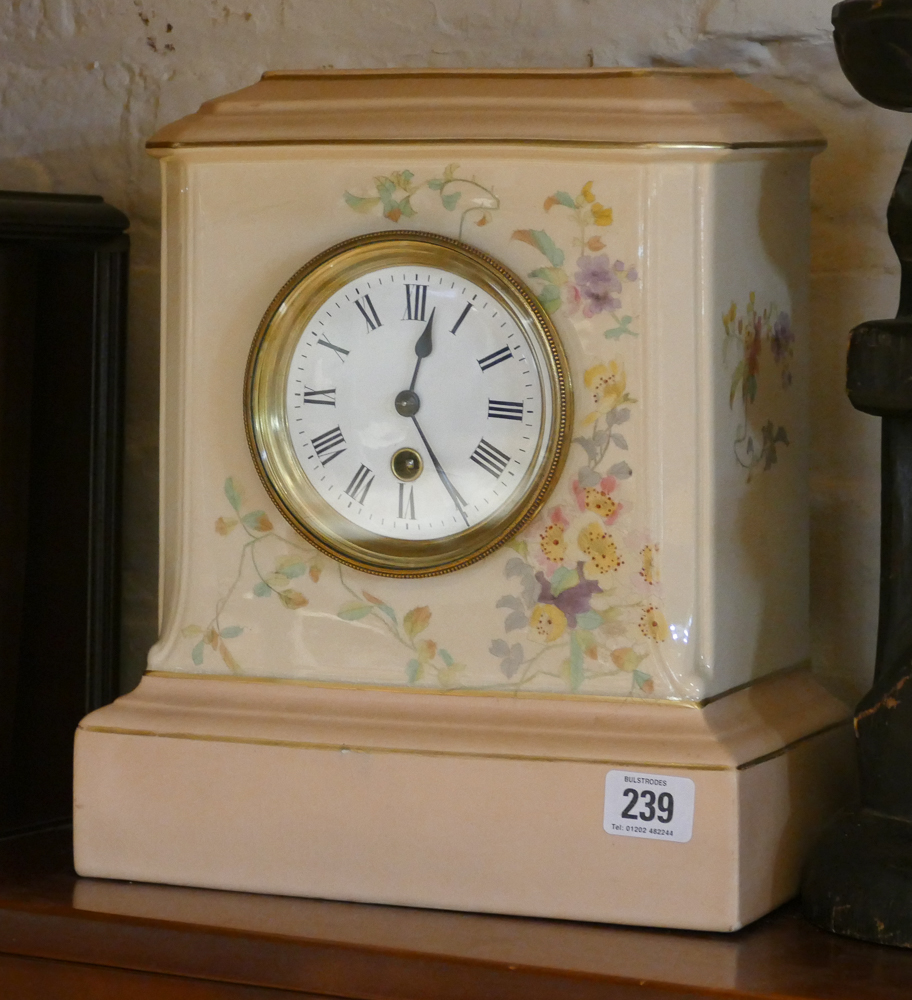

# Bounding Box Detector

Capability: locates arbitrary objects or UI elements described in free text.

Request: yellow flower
[578,523,623,575]
[640,545,658,585]
[639,605,669,642]
[581,180,596,203]
[530,603,567,642]
[582,360,626,424]
[539,523,567,562]
[592,202,613,226]
[584,489,617,519]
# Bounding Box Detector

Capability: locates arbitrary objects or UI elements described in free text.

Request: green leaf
[506,538,529,558]
[253,581,271,598]
[608,461,633,480]
[191,639,205,666]
[537,284,563,315]
[575,629,597,654]
[575,611,603,631]
[439,648,454,667]
[279,589,308,609]
[343,192,381,214]
[745,374,758,403]
[443,162,458,181]
[398,196,417,218]
[530,229,564,266]
[338,601,373,621]
[376,177,396,200]
[181,624,203,638]
[604,316,637,340]
[552,190,576,209]
[633,669,653,691]
[441,191,461,211]
[529,266,568,285]
[403,606,431,637]
[550,566,580,596]
[242,510,273,532]
[277,561,309,579]
[568,632,585,691]
[729,360,745,408]
[224,477,242,512]
[427,178,444,190]
[219,626,243,639]
[406,658,423,683]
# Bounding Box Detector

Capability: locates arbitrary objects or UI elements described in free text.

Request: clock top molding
[146,68,825,150]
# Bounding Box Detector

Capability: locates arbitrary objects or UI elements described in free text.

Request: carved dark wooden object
[0,192,128,838]
[802,0,912,947]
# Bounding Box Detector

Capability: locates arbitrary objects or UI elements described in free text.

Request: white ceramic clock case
[74,71,855,934]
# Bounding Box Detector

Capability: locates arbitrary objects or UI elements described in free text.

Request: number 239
[620,788,674,824]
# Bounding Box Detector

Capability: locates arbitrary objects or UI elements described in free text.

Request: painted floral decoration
[344,163,500,239]
[187,172,665,697]
[723,293,793,480]
[183,478,464,688]
[489,356,666,696]
[513,181,639,340]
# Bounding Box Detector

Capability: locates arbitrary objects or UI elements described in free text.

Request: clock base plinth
[74,671,854,932]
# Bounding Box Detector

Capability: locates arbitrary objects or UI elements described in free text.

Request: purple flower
[771,311,793,365]
[574,255,623,316]
[534,562,601,628]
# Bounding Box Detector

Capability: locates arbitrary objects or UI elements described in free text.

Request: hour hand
[409,308,435,392]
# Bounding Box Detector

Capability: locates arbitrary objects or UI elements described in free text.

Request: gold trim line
[79,718,850,773]
[144,670,704,708]
[147,138,826,152]
[143,659,814,709]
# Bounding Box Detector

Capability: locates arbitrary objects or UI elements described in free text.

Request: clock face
[246,232,571,576]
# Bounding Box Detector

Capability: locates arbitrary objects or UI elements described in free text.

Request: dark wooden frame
[0,191,128,838]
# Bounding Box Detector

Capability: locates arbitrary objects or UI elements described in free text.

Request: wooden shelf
[1,828,911,998]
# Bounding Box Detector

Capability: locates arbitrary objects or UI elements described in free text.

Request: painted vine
[182,478,465,688]
[344,163,500,239]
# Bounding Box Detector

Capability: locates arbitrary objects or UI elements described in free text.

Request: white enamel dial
[285,264,548,541]
[246,232,571,577]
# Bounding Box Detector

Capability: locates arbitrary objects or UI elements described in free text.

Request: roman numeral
[355,294,382,332]
[398,483,416,519]
[450,302,472,334]
[477,346,512,371]
[470,438,510,478]
[344,464,374,504]
[310,426,346,466]
[316,336,349,362]
[404,284,428,322]
[488,399,523,421]
[302,387,336,406]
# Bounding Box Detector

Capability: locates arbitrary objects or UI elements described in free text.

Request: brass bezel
[244,230,572,577]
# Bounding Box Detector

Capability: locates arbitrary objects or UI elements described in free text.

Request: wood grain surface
[0,828,911,998]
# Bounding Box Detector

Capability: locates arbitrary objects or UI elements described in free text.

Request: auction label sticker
[604,770,695,843]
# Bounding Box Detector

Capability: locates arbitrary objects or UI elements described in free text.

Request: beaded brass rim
[244,230,572,577]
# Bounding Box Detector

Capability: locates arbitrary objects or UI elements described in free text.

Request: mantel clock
[75,69,853,931]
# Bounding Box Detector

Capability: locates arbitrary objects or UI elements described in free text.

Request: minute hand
[411,415,469,527]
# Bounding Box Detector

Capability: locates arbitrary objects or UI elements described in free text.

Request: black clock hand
[410,415,469,526]
[409,307,435,392]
